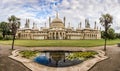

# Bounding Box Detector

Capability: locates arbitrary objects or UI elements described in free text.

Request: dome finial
[56,11,58,18]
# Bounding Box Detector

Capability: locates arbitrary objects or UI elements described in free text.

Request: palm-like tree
[8,15,20,50]
[99,13,113,51]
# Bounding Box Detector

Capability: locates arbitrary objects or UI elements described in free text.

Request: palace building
[16,13,101,40]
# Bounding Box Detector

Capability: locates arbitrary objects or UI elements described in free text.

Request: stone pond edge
[9,49,108,71]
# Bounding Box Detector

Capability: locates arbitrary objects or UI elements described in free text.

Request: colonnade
[49,32,66,39]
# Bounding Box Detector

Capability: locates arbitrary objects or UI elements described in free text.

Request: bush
[20,50,40,59]
[66,51,97,60]
[4,36,12,40]
[0,35,3,40]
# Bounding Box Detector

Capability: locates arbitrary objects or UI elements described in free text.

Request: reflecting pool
[34,51,83,67]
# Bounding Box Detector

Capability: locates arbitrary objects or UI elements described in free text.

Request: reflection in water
[34,51,83,67]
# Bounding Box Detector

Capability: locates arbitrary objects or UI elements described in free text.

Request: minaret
[97,26,98,30]
[27,19,30,28]
[100,27,101,31]
[25,19,30,28]
[94,21,97,29]
[80,22,82,28]
[63,17,66,27]
[56,12,58,18]
[25,19,27,28]
[78,23,79,28]
[45,22,46,28]
[68,22,70,28]
[85,19,87,28]
[49,17,51,27]
[32,22,35,29]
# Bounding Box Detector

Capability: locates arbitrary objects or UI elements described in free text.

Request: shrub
[0,35,3,40]
[20,50,40,59]
[66,51,97,60]
[4,36,12,40]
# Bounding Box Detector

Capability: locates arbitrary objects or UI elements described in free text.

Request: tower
[68,22,70,28]
[94,21,97,29]
[32,22,35,29]
[80,22,82,28]
[85,19,90,28]
[45,22,46,28]
[25,19,30,28]
[49,17,51,27]
[56,12,58,18]
[63,17,66,26]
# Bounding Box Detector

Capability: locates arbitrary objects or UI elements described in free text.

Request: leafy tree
[8,15,20,50]
[0,22,10,39]
[99,13,113,51]
[101,28,116,39]
[116,33,120,39]
[107,28,116,39]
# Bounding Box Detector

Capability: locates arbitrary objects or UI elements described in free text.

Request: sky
[0,0,120,33]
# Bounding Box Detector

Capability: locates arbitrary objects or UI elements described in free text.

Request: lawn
[0,39,119,47]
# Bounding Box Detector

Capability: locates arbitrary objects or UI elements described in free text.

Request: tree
[0,22,10,39]
[107,28,116,39]
[8,15,20,50]
[101,28,116,39]
[99,13,113,51]
[116,33,120,39]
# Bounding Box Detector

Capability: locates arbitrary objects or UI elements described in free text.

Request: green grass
[0,39,119,47]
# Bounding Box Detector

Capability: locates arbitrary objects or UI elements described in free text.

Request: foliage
[116,33,120,39]
[101,28,116,39]
[0,22,10,39]
[8,15,20,50]
[20,50,40,59]
[66,51,97,60]
[99,13,113,51]
[4,36,13,40]
[0,35,3,40]
[0,39,119,47]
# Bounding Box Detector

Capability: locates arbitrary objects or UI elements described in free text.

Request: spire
[68,22,70,28]
[97,26,98,30]
[56,11,58,18]
[25,19,29,28]
[80,22,82,28]
[94,21,97,29]
[85,19,90,28]
[63,16,66,26]
[85,19,87,28]
[32,22,35,29]
[49,17,51,27]
[45,22,46,28]
[100,27,101,31]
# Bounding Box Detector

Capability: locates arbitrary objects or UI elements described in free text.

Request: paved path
[0,45,31,71]
[89,45,120,71]
[0,44,120,71]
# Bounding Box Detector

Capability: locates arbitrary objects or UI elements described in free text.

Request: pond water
[34,51,83,67]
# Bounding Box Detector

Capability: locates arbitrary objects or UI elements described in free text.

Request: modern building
[16,13,101,40]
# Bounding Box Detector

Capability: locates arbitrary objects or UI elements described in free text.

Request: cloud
[0,0,120,33]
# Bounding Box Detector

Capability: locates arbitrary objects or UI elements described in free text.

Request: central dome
[50,13,65,29]
[52,18,63,23]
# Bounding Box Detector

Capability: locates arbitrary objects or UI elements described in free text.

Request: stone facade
[16,13,101,40]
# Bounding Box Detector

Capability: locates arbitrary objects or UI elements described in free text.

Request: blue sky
[0,0,120,32]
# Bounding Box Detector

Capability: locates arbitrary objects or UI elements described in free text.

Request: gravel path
[0,44,120,71]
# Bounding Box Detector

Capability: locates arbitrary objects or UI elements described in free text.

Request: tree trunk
[11,35,15,50]
[104,28,107,51]
[2,33,5,40]
[104,37,107,51]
